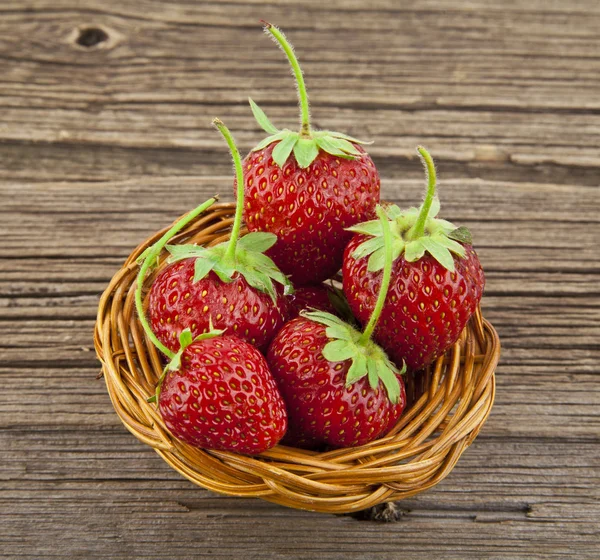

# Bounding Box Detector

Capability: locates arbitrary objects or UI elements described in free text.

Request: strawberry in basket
[146,119,292,353]
[286,282,356,321]
[343,146,485,372]
[155,328,287,454]
[240,22,380,286]
[135,197,287,454]
[267,206,406,449]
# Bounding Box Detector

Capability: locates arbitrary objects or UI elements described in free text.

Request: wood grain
[1,1,599,558]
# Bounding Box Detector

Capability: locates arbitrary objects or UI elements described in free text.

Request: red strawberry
[267,207,406,449]
[241,23,380,285]
[158,331,287,454]
[145,119,292,354]
[343,147,485,372]
[148,262,288,353]
[268,316,405,449]
[287,284,337,319]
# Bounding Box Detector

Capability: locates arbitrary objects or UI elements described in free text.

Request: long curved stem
[263,21,311,136]
[407,146,437,241]
[135,197,218,359]
[359,206,394,344]
[213,119,245,262]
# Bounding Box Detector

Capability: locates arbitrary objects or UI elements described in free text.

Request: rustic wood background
[1,1,599,558]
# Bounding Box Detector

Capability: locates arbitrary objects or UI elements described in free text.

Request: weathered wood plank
[1,0,600,186]
[2,429,599,559]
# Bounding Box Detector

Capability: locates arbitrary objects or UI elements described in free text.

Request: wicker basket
[94,202,500,514]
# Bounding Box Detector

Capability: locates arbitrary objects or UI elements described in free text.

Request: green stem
[263,21,311,136]
[359,205,394,344]
[213,119,245,262]
[135,197,218,359]
[407,146,437,241]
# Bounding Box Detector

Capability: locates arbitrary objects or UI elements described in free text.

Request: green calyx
[250,22,371,169]
[301,206,406,404]
[165,119,293,303]
[147,327,225,403]
[302,310,404,404]
[347,146,472,273]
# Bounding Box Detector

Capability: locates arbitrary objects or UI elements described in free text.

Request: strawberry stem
[407,146,437,241]
[213,119,245,262]
[135,197,218,359]
[359,205,394,344]
[263,22,311,137]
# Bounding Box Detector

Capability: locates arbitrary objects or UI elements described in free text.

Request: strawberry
[287,283,338,319]
[267,207,406,449]
[148,259,288,353]
[241,23,380,285]
[343,147,485,372]
[158,330,287,454]
[145,119,292,353]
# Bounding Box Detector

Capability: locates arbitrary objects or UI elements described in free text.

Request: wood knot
[69,25,120,50]
[77,27,108,47]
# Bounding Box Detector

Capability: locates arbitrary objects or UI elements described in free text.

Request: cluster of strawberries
[135,23,485,455]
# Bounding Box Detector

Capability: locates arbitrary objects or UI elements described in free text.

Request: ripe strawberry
[145,119,292,353]
[158,331,287,454]
[267,207,406,449]
[241,23,380,285]
[287,283,337,319]
[268,316,406,449]
[343,147,485,372]
[148,261,288,353]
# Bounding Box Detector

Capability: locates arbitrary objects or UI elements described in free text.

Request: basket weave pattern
[94,203,500,514]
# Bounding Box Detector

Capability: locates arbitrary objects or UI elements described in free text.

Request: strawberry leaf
[293,138,319,168]
[347,220,382,237]
[367,360,379,391]
[193,254,219,282]
[331,138,362,156]
[302,310,404,404]
[435,235,466,257]
[317,130,373,145]
[315,136,353,158]
[252,127,370,168]
[237,232,278,252]
[405,239,426,262]
[272,132,299,167]
[347,196,468,273]
[253,130,289,151]
[420,238,455,271]
[384,204,403,220]
[166,244,209,262]
[351,235,382,260]
[367,246,386,272]
[377,359,402,404]
[323,339,356,362]
[249,98,279,134]
[168,229,292,302]
[448,226,473,244]
[346,353,367,385]
[166,329,192,372]
[429,196,441,218]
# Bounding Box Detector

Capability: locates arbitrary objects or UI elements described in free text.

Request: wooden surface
[1,1,599,558]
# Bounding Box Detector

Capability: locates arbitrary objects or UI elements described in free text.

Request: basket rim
[94,202,500,513]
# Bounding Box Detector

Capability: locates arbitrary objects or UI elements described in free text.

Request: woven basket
[94,202,500,514]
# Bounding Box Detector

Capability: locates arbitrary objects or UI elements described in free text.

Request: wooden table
[2,2,599,558]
